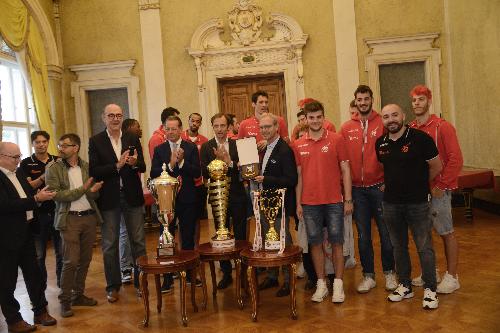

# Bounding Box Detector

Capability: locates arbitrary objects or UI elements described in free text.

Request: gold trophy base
[156,244,176,258]
[264,240,281,251]
[211,235,235,249]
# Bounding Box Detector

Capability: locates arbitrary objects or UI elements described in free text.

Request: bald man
[89,103,146,302]
[0,142,57,332]
[375,104,442,310]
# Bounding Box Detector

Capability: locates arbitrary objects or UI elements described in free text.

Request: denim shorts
[302,203,344,245]
[430,190,454,235]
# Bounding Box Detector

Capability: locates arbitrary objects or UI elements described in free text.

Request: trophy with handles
[147,163,179,257]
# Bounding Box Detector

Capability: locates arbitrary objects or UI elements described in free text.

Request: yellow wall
[354,0,452,120]
[58,0,145,133]
[448,1,500,172]
[160,0,340,127]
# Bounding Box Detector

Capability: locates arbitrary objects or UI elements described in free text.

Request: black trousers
[0,233,48,325]
[218,201,247,275]
[176,202,200,250]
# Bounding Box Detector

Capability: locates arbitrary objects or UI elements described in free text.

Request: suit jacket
[200,137,246,204]
[151,139,201,204]
[261,138,298,216]
[89,130,146,210]
[0,169,38,251]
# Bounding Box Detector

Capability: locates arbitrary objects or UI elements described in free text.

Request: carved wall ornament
[228,0,263,46]
[138,0,160,11]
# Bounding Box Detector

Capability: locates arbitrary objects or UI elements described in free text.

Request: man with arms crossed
[409,85,463,293]
[340,85,396,293]
[376,104,442,309]
[46,134,103,317]
[294,100,353,303]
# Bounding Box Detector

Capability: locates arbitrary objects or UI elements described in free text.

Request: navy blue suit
[151,140,201,250]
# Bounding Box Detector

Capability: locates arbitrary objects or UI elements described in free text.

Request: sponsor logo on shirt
[348,135,359,141]
[299,151,310,156]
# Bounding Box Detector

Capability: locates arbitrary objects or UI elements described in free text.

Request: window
[0,39,38,158]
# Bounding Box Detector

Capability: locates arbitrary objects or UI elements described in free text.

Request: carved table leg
[190,269,198,313]
[140,271,149,327]
[235,259,243,309]
[290,263,298,320]
[247,266,257,322]
[462,189,474,221]
[155,274,162,313]
[209,261,217,297]
[200,262,208,310]
[180,271,188,326]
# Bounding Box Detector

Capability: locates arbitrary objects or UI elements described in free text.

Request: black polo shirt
[20,154,57,213]
[376,126,439,204]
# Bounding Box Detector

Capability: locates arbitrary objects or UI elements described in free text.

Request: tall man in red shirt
[294,100,353,304]
[409,85,463,294]
[238,90,290,149]
[340,85,396,294]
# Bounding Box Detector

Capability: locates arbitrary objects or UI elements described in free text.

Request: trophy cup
[147,163,179,257]
[207,159,235,248]
[251,188,287,252]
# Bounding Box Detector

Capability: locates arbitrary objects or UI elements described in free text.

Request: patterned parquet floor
[1,208,500,333]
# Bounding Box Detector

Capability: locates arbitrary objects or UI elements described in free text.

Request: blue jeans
[383,201,437,290]
[34,211,63,288]
[119,216,133,272]
[352,185,394,277]
[101,192,146,291]
[302,203,344,245]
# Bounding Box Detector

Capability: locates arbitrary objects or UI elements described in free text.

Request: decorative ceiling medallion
[228,0,263,46]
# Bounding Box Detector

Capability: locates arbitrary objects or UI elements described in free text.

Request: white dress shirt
[0,166,33,220]
[67,165,92,212]
[168,137,184,170]
[261,136,279,175]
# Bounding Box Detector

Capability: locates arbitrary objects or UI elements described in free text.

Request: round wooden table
[198,240,250,309]
[240,245,302,322]
[136,251,200,327]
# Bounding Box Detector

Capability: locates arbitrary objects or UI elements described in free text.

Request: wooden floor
[2,208,500,333]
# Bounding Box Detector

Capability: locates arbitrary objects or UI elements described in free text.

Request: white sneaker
[311,279,329,303]
[422,288,439,309]
[357,276,376,293]
[384,272,398,291]
[296,262,305,279]
[388,284,414,302]
[332,279,345,303]
[411,269,441,287]
[436,272,460,294]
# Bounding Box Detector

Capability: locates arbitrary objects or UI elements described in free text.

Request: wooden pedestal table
[198,240,250,310]
[240,245,302,321]
[137,251,200,327]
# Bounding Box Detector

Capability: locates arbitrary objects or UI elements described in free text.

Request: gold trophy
[207,159,235,248]
[259,189,285,251]
[147,163,179,257]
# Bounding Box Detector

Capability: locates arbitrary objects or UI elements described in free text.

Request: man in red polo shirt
[409,85,463,294]
[340,85,396,294]
[294,100,353,304]
[237,90,289,150]
[291,98,336,142]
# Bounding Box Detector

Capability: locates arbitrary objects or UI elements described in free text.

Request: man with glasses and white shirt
[89,103,147,302]
[0,142,57,332]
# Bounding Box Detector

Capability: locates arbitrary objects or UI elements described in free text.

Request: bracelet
[344,199,353,204]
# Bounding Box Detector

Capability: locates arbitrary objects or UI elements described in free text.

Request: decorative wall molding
[138,0,160,11]
[69,60,140,160]
[187,0,308,134]
[364,33,442,115]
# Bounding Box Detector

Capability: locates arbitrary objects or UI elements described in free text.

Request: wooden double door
[219,74,287,123]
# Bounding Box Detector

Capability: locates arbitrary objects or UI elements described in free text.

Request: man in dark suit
[0,142,57,332]
[89,104,147,302]
[200,113,247,289]
[151,115,201,290]
[254,113,298,297]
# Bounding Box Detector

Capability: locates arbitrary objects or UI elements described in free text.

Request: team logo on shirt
[321,145,329,153]
[371,127,379,137]
[401,145,409,153]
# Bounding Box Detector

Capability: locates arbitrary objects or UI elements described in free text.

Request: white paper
[236,137,259,165]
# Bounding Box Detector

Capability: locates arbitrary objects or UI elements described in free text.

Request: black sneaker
[388,284,414,302]
[217,274,233,289]
[60,303,74,318]
[121,269,132,284]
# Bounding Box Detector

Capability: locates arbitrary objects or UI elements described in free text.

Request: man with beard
[200,113,247,289]
[20,131,63,289]
[376,104,442,309]
[227,114,239,139]
[294,100,353,304]
[340,85,396,294]
[408,85,463,294]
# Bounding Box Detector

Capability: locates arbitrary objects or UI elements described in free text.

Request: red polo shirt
[293,130,349,205]
[237,116,289,142]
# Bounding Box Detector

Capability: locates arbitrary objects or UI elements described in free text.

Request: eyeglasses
[57,144,76,149]
[106,113,123,119]
[0,153,22,160]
